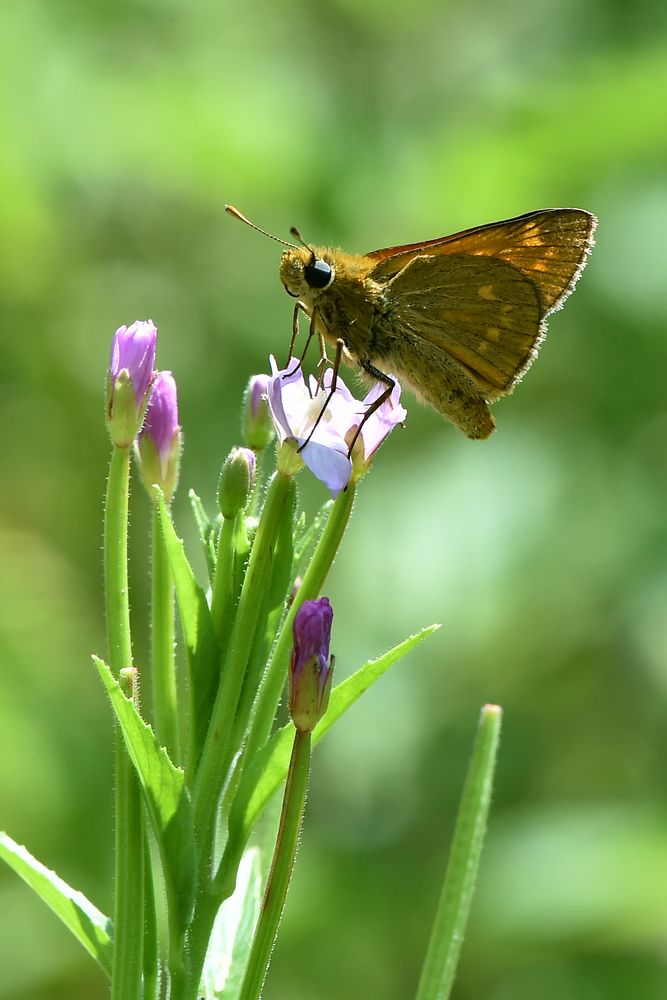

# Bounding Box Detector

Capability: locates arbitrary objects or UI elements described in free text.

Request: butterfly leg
[285,305,320,380]
[345,361,397,456]
[315,333,331,390]
[284,303,303,368]
[296,338,344,453]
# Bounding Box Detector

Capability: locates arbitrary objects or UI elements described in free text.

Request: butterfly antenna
[225,205,299,249]
[289,225,317,261]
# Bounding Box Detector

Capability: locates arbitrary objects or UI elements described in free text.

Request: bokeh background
[1,0,666,997]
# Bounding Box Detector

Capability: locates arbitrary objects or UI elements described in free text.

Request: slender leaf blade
[93,656,197,931]
[200,848,263,999]
[416,703,502,1000]
[0,832,113,975]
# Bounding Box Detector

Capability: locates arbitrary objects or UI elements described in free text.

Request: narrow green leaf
[189,488,218,583]
[416,704,502,1000]
[200,848,263,999]
[93,656,197,934]
[155,487,220,767]
[227,624,440,857]
[0,832,113,975]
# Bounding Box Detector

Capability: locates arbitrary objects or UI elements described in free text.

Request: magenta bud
[289,598,334,733]
[137,371,182,501]
[107,320,158,446]
[109,320,157,405]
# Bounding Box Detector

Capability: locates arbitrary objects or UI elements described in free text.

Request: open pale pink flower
[266,359,353,497]
[266,358,406,496]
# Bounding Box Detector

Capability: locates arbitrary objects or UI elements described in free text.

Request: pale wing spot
[501,303,513,314]
[522,236,545,247]
[478,284,497,300]
[486,327,501,341]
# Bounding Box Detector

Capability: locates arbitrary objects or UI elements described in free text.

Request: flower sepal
[289,651,334,733]
[107,368,152,448]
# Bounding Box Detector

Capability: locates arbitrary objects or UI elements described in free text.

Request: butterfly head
[280,247,336,301]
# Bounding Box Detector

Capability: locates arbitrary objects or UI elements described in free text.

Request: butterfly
[228,205,597,438]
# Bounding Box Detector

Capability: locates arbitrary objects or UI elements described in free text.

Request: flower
[107,320,158,447]
[266,358,406,496]
[289,597,334,733]
[243,373,274,451]
[137,371,181,500]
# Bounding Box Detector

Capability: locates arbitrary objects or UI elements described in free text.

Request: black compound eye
[303,257,334,289]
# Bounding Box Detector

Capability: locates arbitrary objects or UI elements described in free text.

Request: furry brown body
[279,208,596,439]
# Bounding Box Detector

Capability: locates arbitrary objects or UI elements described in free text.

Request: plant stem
[105,444,144,1000]
[192,472,293,879]
[238,729,311,1000]
[243,484,355,767]
[151,503,180,761]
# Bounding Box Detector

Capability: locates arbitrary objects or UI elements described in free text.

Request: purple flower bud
[289,597,334,733]
[218,446,256,518]
[110,320,157,405]
[243,373,274,451]
[107,320,158,447]
[137,371,182,500]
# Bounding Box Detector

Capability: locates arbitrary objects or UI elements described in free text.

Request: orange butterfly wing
[367,208,597,315]
[364,209,596,398]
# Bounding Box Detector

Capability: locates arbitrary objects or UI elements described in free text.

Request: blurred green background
[1,0,666,997]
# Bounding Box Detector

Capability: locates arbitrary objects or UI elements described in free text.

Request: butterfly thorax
[279,246,383,360]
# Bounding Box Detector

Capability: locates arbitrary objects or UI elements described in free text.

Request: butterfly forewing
[369,208,596,315]
[384,253,544,397]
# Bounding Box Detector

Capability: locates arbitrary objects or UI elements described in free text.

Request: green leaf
[155,487,221,767]
[226,624,439,858]
[200,848,263,999]
[189,488,217,583]
[415,704,502,1000]
[0,832,113,975]
[93,656,197,935]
